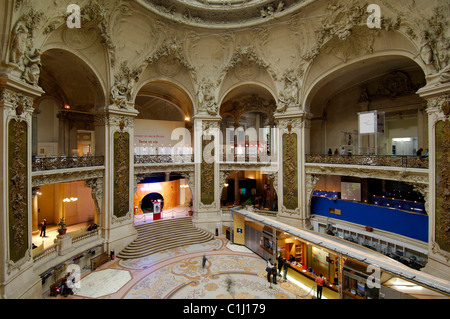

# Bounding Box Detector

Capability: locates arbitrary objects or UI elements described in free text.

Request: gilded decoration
[8,119,28,263]
[201,137,215,205]
[435,119,450,253]
[282,131,298,210]
[114,131,130,218]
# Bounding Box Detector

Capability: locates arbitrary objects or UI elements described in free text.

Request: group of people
[328,148,352,156]
[266,254,326,299]
[266,254,290,287]
[52,271,76,297]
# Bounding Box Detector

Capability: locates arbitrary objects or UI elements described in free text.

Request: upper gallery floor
[2,0,447,185]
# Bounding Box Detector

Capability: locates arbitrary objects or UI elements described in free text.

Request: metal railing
[32,156,105,172]
[134,154,194,164]
[306,154,428,169]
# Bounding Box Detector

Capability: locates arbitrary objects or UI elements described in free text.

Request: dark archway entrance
[141,192,164,213]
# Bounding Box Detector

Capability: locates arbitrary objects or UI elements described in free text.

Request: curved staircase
[117,217,214,259]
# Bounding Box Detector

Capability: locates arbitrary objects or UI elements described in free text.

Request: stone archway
[141,192,164,213]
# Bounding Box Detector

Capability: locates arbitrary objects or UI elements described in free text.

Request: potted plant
[57,217,67,235]
[188,199,193,216]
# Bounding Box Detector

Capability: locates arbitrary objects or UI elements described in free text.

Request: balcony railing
[306,154,428,169]
[134,154,194,164]
[221,153,277,163]
[32,156,105,172]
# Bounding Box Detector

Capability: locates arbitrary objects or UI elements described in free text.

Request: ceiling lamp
[63,183,78,203]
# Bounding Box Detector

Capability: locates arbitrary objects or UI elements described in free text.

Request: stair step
[118,217,214,259]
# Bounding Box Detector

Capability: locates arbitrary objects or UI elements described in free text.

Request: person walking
[315,274,325,299]
[202,254,208,269]
[39,218,47,237]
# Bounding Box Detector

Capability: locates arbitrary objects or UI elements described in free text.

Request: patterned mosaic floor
[67,238,315,299]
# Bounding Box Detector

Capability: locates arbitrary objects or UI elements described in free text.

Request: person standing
[266,258,273,285]
[416,148,423,156]
[272,264,278,285]
[40,218,47,237]
[315,274,325,299]
[277,253,283,278]
[282,258,289,282]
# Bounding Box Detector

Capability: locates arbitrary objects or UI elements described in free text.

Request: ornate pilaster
[0,74,44,297]
[193,115,221,233]
[274,111,310,228]
[95,108,138,254]
[417,83,450,280]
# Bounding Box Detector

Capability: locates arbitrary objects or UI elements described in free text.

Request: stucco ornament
[111,62,142,108]
[197,78,218,115]
[277,69,301,112]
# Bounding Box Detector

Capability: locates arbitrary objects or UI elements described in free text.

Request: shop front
[277,233,340,297]
[231,209,450,299]
[241,219,340,297]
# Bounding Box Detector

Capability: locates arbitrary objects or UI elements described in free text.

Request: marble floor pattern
[63,238,316,299]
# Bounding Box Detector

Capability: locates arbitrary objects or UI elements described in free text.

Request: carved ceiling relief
[185,32,234,80]
[139,0,296,27]
[299,0,410,68]
[221,94,276,124]
[358,71,424,103]
[222,44,272,80]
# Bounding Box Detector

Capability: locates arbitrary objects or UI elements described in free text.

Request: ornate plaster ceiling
[137,0,313,28]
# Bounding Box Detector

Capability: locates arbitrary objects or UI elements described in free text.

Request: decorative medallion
[156,55,182,77]
[234,60,259,81]
[63,26,99,50]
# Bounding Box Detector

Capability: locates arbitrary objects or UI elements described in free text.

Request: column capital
[417,82,450,114]
[274,111,313,133]
[0,72,44,98]
[93,108,137,131]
